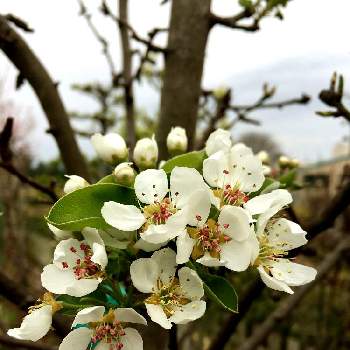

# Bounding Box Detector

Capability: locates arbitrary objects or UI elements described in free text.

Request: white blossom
[257,150,270,165]
[133,136,158,170]
[130,248,206,329]
[7,293,62,342]
[245,189,317,293]
[101,167,211,244]
[205,128,232,156]
[203,143,265,207]
[176,205,256,271]
[59,306,146,350]
[41,228,108,297]
[63,175,89,194]
[91,133,128,164]
[48,223,72,240]
[166,127,188,155]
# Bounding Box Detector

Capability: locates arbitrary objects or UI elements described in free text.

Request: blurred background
[0,0,349,349]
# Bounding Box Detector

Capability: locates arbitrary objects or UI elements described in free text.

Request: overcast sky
[1,0,350,164]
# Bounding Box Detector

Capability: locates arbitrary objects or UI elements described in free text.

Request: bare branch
[0,118,58,202]
[4,13,34,33]
[77,0,116,78]
[0,15,90,179]
[0,335,57,350]
[237,237,350,350]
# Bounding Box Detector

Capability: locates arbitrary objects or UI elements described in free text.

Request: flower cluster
[7,128,316,349]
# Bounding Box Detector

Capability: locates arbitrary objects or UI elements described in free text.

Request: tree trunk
[157,0,211,159]
[0,16,90,179]
[118,0,136,150]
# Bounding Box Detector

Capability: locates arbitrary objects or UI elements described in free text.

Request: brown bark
[0,16,90,179]
[156,0,211,159]
[118,0,136,150]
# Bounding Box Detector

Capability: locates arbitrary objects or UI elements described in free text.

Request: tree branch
[0,15,90,179]
[0,335,57,350]
[237,237,350,350]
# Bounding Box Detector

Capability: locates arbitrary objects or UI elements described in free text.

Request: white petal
[66,279,100,297]
[170,167,207,208]
[230,143,253,159]
[134,238,167,252]
[53,238,82,269]
[220,240,253,272]
[151,248,177,285]
[176,231,195,264]
[130,258,159,293]
[41,264,77,294]
[205,129,232,156]
[48,223,72,240]
[267,218,307,251]
[41,264,99,297]
[203,150,230,188]
[99,229,130,249]
[185,189,211,226]
[101,202,145,231]
[244,189,292,216]
[82,228,108,268]
[230,155,265,193]
[134,169,168,204]
[178,267,204,300]
[145,304,172,329]
[72,306,105,327]
[169,301,206,325]
[59,327,93,350]
[122,328,143,350]
[218,206,252,242]
[270,260,317,287]
[7,305,52,342]
[114,308,147,325]
[196,253,225,267]
[142,210,187,244]
[257,265,294,294]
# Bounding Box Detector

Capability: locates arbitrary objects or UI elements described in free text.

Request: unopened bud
[213,86,229,100]
[257,150,270,165]
[166,126,188,155]
[133,136,158,170]
[63,175,89,194]
[113,162,136,187]
[278,155,290,168]
[47,223,72,240]
[290,158,300,168]
[91,133,128,164]
[205,128,232,156]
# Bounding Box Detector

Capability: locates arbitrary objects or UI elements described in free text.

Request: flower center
[62,243,103,280]
[143,198,176,225]
[28,292,62,315]
[145,278,190,318]
[188,219,231,260]
[89,311,126,350]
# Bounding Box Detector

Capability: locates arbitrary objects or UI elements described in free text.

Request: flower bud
[257,150,270,165]
[290,158,300,168]
[113,162,136,187]
[213,86,229,100]
[205,128,232,156]
[133,136,158,170]
[91,133,128,164]
[262,165,272,176]
[166,126,188,155]
[63,175,89,194]
[278,155,290,169]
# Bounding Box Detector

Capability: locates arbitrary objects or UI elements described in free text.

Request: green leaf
[188,262,238,313]
[250,177,280,197]
[239,0,253,8]
[161,150,206,174]
[97,174,117,184]
[47,184,137,231]
[279,169,297,188]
